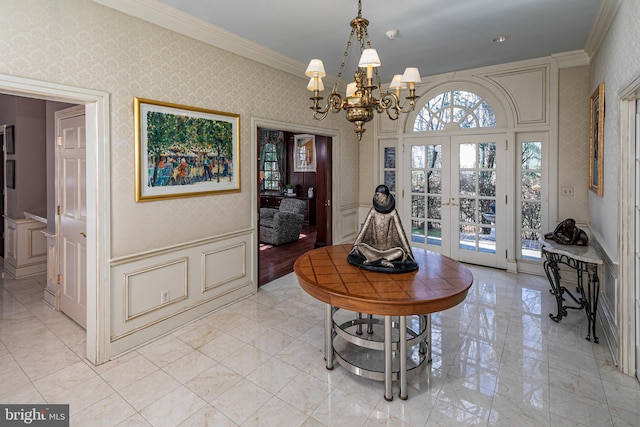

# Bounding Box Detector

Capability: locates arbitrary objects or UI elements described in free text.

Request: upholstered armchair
[260,198,306,246]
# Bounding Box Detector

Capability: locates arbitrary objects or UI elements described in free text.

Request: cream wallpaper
[589,0,640,260]
[558,66,590,224]
[0,0,359,257]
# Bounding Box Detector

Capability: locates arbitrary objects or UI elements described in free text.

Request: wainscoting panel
[4,217,47,278]
[337,204,360,244]
[124,258,188,321]
[109,231,255,358]
[202,243,246,293]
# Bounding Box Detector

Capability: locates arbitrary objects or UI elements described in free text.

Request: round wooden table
[294,244,473,400]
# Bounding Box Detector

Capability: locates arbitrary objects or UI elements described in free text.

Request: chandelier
[305,0,421,141]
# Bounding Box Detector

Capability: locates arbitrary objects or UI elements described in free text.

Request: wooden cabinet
[260,195,282,209]
[260,194,315,225]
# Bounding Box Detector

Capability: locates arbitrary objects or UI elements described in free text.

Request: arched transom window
[414,90,497,131]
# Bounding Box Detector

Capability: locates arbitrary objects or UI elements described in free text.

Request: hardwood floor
[259,223,317,286]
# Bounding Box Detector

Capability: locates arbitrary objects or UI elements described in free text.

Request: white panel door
[406,133,506,268]
[57,107,87,329]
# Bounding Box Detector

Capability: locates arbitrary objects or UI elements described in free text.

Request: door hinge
[56,136,62,146]
[402,144,405,153]
[57,274,61,285]
[505,250,508,259]
[505,195,508,204]
[505,139,508,150]
[402,189,404,198]
[57,205,61,215]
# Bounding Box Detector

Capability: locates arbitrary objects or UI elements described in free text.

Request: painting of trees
[135,98,239,201]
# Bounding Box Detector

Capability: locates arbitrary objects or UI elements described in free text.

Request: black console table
[540,238,603,343]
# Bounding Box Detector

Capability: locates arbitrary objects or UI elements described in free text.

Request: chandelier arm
[395,94,421,114]
[327,92,345,113]
[378,92,400,120]
[312,110,330,121]
[310,94,331,117]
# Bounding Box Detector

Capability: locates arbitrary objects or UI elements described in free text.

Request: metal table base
[324,305,431,401]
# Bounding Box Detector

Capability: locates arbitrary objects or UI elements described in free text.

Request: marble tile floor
[1,264,639,426]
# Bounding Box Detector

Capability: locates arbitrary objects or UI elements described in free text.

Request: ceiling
[147,0,601,84]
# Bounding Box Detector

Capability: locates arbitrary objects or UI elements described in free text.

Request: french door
[405,133,507,268]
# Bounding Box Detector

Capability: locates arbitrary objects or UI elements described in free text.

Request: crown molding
[551,50,590,69]
[91,0,306,78]
[584,0,622,59]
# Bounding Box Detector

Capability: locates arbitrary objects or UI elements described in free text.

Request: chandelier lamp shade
[305,0,421,141]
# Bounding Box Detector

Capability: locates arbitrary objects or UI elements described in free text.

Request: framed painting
[5,125,14,155]
[293,134,316,172]
[134,97,240,201]
[589,83,604,196]
[6,159,15,189]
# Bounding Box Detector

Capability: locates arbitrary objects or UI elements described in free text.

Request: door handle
[80,232,86,238]
[442,197,457,207]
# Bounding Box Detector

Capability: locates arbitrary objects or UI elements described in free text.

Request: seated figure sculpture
[544,218,588,246]
[348,185,418,272]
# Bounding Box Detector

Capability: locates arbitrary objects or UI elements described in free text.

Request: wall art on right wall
[589,82,604,196]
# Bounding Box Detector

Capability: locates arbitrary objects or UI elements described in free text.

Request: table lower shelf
[328,310,431,394]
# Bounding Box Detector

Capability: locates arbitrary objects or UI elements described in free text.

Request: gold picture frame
[134,97,240,201]
[589,83,604,196]
[293,134,316,172]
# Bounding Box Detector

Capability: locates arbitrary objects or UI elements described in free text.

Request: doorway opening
[253,120,334,287]
[0,73,110,365]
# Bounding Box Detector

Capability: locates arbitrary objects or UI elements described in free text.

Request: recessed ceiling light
[493,35,510,43]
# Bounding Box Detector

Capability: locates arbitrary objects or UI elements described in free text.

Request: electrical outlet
[160,290,169,304]
[561,186,574,197]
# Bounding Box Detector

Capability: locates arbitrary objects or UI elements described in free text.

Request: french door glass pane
[521,231,542,260]
[459,225,476,250]
[521,202,541,229]
[412,219,425,242]
[384,171,396,192]
[479,171,496,197]
[412,146,425,168]
[384,147,396,168]
[412,195,425,219]
[412,171,425,192]
[459,198,477,223]
[428,196,441,220]
[522,142,541,169]
[428,221,442,245]
[428,171,442,193]
[480,231,497,253]
[459,171,475,195]
[460,144,476,168]
[428,146,442,168]
[522,171,541,200]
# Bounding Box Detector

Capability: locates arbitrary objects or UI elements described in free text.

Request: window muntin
[414,90,497,132]
[262,142,281,191]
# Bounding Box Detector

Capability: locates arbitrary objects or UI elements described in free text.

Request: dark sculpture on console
[348,185,418,273]
[544,218,588,246]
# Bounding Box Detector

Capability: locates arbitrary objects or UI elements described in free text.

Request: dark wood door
[315,135,332,247]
